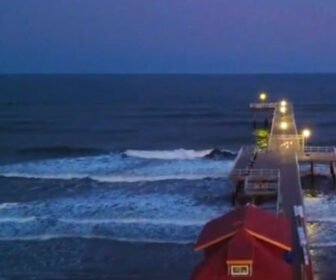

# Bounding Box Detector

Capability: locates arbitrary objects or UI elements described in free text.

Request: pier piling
[330,162,336,182]
[310,162,315,183]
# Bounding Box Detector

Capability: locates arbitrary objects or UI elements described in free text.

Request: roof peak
[194,205,292,251]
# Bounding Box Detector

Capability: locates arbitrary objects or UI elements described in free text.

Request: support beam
[253,120,257,129]
[231,191,236,206]
[310,162,315,183]
[264,118,269,129]
[276,193,281,215]
[330,162,336,182]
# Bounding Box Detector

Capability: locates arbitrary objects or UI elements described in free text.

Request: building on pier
[191,205,293,280]
[191,95,322,280]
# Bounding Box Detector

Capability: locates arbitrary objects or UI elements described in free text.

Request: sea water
[1,74,336,279]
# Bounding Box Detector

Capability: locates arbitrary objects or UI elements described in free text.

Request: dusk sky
[1,0,336,73]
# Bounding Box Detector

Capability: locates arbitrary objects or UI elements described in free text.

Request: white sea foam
[0,191,230,243]
[305,195,336,222]
[125,149,217,160]
[300,163,331,176]
[305,194,336,247]
[0,234,195,244]
[59,217,207,226]
[0,150,233,243]
[0,217,36,223]
[0,173,225,183]
[0,216,203,243]
[0,202,19,210]
[0,152,233,182]
[310,242,336,248]
[307,217,336,223]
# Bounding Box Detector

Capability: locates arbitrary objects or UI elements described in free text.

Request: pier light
[280,106,287,114]
[302,129,311,138]
[280,121,288,130]
[302,128,311,149]
[259,92,267,102]
[280,100,287,107]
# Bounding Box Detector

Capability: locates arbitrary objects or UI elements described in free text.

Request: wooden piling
[310,162,315,183]
[330,162,336,182]
[264,118,269,129]
[253,120,257,129]
[231,191,236,206]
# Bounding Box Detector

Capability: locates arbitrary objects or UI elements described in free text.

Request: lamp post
[280,100,287,107]
[280,106,287,114]
[259,92,267,102]
[280,121,288,130]
[302,129,311,150]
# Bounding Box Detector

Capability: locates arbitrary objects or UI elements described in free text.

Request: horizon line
[1,72,336,75]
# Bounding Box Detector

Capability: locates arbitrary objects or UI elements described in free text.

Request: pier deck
[229,100,331,280]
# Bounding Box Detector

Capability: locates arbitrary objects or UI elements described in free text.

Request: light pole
[259,92,267,102]
[302,129,311,151]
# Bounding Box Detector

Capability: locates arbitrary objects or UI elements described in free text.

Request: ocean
[0,74,336,279]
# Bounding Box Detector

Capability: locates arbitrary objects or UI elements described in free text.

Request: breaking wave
[124,148,236,160]
[0,151,234,182]
[0,148,234,243]
[124,149,213,160]
[0,173,227,183]
[0,190,230,243]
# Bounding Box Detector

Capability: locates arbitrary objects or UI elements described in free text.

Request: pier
[230,97,336,280]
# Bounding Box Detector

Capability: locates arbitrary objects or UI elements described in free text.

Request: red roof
[191,205,293,280]
[227,230,254,262]
[191,229,292,280]
[194,205,292,251]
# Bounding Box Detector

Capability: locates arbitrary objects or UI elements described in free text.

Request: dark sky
[1,0,336,73]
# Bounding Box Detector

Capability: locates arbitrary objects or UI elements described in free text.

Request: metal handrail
[268,104,278,147]
[245,182,279,191]
[249,102,277,109]
[304,146,336,153]
[232,168,280,177]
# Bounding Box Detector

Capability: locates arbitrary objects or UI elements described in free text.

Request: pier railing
[244,169,280,191]
[249,102,278,110]
[294,205,314,280]
[231,168,279,178]
[304,146,336,153]
[298,146,336,162]
[244,180,279,194]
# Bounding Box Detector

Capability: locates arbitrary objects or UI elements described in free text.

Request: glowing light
[302,129,311,138]
[280,106,287,114]
[280,121,288,130]
[280,100,287,107]
[259,92,267,101]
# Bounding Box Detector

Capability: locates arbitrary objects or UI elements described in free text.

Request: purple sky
[1,0,336,73]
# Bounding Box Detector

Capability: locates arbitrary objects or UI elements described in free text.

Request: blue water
[0,74,336,279]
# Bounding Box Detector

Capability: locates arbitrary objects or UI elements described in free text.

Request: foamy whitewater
[0,194,220,243]
[0,149,233,182]
[124,149,214,160]
[0,149,233,243]
[305,194,336,248]
[3,74,336,279]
